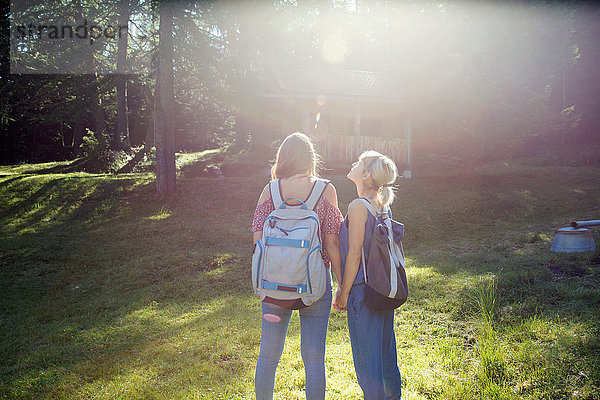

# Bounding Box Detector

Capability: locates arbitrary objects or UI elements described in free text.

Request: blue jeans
[347,284,402,400]
[255,273,332,400]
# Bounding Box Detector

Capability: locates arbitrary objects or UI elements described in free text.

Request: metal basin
[550,227,596,253]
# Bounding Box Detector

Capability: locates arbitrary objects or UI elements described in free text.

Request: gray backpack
[252,179,330,309]
[359,198,408,311]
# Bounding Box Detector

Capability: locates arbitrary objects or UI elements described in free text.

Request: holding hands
[333,287,349,312]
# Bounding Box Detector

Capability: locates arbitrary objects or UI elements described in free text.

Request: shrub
[80,129,115,173]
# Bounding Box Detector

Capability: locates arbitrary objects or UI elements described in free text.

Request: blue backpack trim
[254,240,263,288]
[265,237,311,248]
[306,245,321,293]
[262,279,307,294]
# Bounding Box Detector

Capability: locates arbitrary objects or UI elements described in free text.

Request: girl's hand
[333,288,349,312]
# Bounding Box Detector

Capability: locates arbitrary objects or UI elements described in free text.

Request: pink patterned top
[251,195,344,265]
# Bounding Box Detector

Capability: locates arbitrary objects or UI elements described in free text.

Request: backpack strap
[358,198,389,219]
[304,179,330,211]
[269,179,284,209]
[362,243,367,283]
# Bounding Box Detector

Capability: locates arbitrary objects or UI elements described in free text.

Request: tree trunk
[73,120,85,153]
[115,0,131,150]
[116,82,157,174]
[155,2,176,197]
[89,75,108,143]
[143,82,156,152]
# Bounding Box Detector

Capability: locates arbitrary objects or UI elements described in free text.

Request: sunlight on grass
[0,160,72,174]
[145,206,172,220]
[471,275,498,324]
[75,365,162,400]
[114,298,229,332]
[2,164,600,399]
[176,148,224,169]
[49,296,261,399]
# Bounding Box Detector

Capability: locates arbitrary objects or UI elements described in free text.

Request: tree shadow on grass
[0,175,267,398]
[2,170,599,398]
[0,175,153,237]
[0,230,259,398]
[0,159,91,177]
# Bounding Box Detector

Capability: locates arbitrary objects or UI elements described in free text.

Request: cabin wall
[309,133,407,168]
[262,97,411,169]
[308,101,409,168]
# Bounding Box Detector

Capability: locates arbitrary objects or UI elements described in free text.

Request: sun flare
[321,33,348,64]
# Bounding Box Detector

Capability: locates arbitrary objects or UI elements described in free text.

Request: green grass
[0,157,599,399]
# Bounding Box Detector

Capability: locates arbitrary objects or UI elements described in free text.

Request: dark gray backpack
[359,198,408,311]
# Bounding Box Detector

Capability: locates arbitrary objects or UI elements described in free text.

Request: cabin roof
[263,65,404,101]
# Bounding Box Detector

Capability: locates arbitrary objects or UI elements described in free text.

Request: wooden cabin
[255,65,412,175]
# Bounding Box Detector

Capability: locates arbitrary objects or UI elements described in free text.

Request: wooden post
[354,103,361,160]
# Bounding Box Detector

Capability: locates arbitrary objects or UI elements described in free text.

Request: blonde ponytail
[380,186,395,208]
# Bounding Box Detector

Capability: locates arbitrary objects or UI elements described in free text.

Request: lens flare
[322,33,348,64]
[263,313,281,323]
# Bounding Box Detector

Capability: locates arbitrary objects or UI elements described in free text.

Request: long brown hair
[271,132,321,179]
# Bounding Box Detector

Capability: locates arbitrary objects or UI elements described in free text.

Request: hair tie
[382,183,394,188]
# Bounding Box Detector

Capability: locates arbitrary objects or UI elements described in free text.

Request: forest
[2,1,599,185]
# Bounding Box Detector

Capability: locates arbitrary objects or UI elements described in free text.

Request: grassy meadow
[0,153,599,399]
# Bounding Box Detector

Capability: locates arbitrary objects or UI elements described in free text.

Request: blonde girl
[334,150,402,400]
